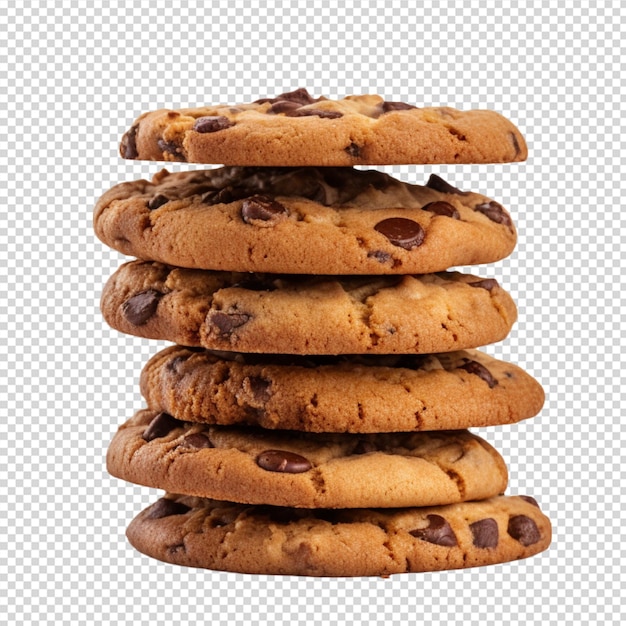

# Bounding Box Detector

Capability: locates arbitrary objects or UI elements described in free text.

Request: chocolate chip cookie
[120,89,527,166]
[100,260,518,354]
[94,167,516,274]
[107,410,508,509]
[140,346,544,433]
[126,494,551,576]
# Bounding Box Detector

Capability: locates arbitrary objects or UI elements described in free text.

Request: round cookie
[100,260,518,354]
[94,167,516,275]
[141,346,544,433]
[126,494,551,576]
[107,409,508,509]
[120,89,527,166]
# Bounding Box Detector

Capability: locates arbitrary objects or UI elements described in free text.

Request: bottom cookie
[126,494,551,577]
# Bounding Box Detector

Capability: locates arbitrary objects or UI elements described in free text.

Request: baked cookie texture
[94,167,516,274]
[140,346,544,433]
[126,494,551,576]
[96,91,550,575]
[100,260,518,355]
[107,409,508,509]
[119,89,527,166]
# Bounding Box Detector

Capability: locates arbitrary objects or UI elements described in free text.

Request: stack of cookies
[95,89,551,576]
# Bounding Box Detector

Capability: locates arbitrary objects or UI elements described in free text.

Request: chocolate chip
[256,450,312,473]
[345,142,361,157]
[425,174,469,196]
[142,412,181,442]
[274,88,318,105]
[241,195,289,223]
[367,250,392,264]
[468,278,499,292]
[507,515,541,546]
[147,497,191,519]
[202,186,251,205]
[518,495,540,508]
[180,432,214,449]
[269,101,302,114]
[409,514,458,547]
[193,116,235,133]
[470,518,499,548]
[122,289,163,326]
[474,201,512,228]
[147,194,170,211]
[421,201,460,219]
[120,124,139,159]
[245,376,272,403]
[374,217,425,250]
[284,108,343,119]
[157,139,183,157]
[382,101,417,112]
[207,311,251,338]
[459,360,498,388]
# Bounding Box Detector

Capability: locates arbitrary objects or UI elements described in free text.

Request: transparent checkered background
[1,1,624,624]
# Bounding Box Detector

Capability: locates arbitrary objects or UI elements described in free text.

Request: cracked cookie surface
[107,409,508,508]
[120,89,527,166]
[140,346,544,432]
[100,260,518,354]
[94,168,516,274]
[125,494,551,576]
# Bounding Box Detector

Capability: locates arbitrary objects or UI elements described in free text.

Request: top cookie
[120,89,527,166]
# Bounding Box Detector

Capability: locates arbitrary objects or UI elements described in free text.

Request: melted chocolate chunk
[470,518,499,548]
[459,360,498,388]
[246,376,272,403]
[367,250,392,264]
[202,186,251,205]
[468,278,499,292]
[241,195,289,223]
[284,108,343,119]
[518,495,540,508]
[180,432,214,449]
[274,88,318,105]
[256,450,312,473]
[157,139,183,157]
[207,311,251,338]
[374,217,425,250]
[474,201,512,228]
[421,201,460,219]
[425,174,469,196]
[382,101,418,112]
[269,101,302,114]
[122,289,163,326]
[409,514,458,547]
[120,124,139,159]
[345,142,361,157]
[147,497,191,519]
[147,194,170,211]
[507,515,541,546]
[193,115,235,133]
[142,412,181,442]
